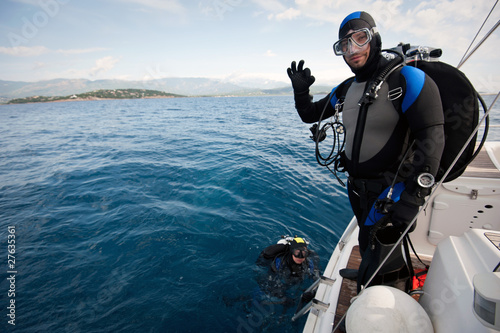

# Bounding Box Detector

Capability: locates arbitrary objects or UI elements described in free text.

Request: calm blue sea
[0,95,499,333]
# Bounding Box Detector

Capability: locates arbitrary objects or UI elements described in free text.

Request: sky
[0,0,499,93]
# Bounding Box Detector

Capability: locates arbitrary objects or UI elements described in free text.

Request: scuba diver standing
[287,11,445,291]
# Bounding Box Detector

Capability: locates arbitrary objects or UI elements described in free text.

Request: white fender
[346,285,433,333]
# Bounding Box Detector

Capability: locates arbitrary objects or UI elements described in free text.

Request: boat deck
[332,246,431,333]
[461,147,500,178]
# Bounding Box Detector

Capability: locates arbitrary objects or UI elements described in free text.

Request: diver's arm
[405,124,445,198]
[256,243,287,268]
[403,70,445,195]
[388,123,444,227]
[388,70,445,229]
[294,93,334,124]
[288,60,335,123]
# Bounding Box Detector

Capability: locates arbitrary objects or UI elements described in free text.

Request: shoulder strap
[386,65,405,113]
[358,53,405,107]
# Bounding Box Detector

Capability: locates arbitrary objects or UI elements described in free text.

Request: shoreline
[1,94,296,105]
[4,95,182,105]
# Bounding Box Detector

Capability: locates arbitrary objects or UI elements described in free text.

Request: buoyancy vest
[273,255,315,277]
[340,78,408,177]
[329,59,419,179]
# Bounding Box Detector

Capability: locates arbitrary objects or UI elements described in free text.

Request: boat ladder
[292,275,336,321]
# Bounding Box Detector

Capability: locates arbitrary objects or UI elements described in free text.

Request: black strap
[402,235,414,292]
[407,235,429,270]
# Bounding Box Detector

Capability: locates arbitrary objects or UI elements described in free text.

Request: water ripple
[1,96,497,332]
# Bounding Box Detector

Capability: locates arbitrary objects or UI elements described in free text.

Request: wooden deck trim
[462,148,500,178]
[333,246,361,333]
[332,246,431,332]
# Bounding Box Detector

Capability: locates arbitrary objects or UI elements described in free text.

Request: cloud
[89,56,120,77]
[0,46,108,57]
[32,61,46,70]
[251,0,287,12]
[116,0,186,14]
[8,0,40,5]
[261,0,346,23]
[254,0,498,59]
[0,46,50,57]
[264,50,277,57]
[273,8,301,21]
[375,0,498,55]
[252,0,301,21]
[56,48,109,55]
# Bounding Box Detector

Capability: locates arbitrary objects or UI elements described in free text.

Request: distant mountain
[0,77,336,103]
[0,77,293,99]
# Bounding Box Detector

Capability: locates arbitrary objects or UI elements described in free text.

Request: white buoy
[346,285,433,333]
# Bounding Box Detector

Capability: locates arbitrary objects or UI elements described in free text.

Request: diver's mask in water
[292,248,309,258]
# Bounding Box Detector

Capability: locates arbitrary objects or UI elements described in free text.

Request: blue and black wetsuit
[294,56,445,252]
[272,253,317,281]
[256,244,319,282]
[255,245,320,303]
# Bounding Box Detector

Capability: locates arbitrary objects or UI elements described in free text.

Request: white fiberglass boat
[297,141,500,332]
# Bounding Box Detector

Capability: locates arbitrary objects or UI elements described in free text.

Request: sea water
[0,95,499,332]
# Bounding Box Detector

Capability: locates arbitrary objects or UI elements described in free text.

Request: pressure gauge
[417,173,435,188]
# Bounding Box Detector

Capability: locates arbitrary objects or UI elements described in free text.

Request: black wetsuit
[294,56,445,253]
[255,244,319,302]
[257,244,319,280]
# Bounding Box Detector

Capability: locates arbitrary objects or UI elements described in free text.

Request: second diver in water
[257,236,319,283]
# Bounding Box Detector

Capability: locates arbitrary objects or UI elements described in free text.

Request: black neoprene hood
[339,11,382,81]
[339,11,376,38]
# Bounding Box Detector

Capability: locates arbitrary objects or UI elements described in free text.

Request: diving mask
[292,248,309,258]
[333,28,373,56]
